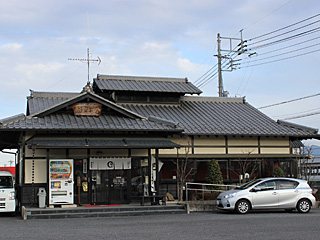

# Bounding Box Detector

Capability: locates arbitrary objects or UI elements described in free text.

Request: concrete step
[24,205,186,220]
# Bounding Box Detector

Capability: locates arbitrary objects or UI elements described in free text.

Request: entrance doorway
[91,170,130,204]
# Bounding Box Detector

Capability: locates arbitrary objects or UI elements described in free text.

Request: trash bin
[37,188,46,208]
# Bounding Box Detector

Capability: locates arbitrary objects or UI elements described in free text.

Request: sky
[1,0,320,164]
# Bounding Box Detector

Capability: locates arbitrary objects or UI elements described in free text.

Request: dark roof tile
[120,96,318,137]
[12,90,319,138]
[93,75,202,94]
[2,113,181,133]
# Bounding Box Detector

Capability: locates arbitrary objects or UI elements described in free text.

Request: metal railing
[185,182,237,203]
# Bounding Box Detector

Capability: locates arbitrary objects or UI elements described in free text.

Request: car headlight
[224,193,236,199]
[9,192,15,200]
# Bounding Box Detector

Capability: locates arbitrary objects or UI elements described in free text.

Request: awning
[26,137,180,149]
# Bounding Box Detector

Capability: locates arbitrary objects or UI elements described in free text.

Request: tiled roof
[1,113,181,132]
[93,75,202,94]
[120,96,319,137]
[8,91,319,137]
[27,91,79,115]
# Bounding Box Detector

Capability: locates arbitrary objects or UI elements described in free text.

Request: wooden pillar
[46,149,50,207]
[148,149,152,196]
[227,160,230,181]
[155,149,160,194]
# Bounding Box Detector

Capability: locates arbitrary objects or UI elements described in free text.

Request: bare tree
[300,146,315,182]
[231,151,259,182]
[175,142,195,202]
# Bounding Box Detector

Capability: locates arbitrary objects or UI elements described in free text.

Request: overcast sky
[1,0,320,163]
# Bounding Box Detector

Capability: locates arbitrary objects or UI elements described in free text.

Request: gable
[30,91,145,120]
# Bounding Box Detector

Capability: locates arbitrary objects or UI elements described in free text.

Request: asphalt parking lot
[0,209,319,240]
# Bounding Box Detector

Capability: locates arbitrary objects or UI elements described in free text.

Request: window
[0,176,13,188]
[277,180,298,190]
[256,180,276,191]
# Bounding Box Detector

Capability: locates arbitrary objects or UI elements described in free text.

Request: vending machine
[49,159,74,205]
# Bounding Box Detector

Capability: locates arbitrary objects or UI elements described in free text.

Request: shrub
[273,166,285,177]
[207,160,223,186]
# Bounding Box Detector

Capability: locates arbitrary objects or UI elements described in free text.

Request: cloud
[0,43,23,52]
[177,58,199,73]
[0,0,319,133]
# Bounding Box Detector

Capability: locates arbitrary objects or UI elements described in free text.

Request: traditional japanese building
[0,74,319,208]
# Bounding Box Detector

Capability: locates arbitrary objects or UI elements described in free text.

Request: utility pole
[215,32,246,97]
[217,33,223,97]
[68,48,101,84]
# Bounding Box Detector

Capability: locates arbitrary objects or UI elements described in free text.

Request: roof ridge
[181,96,245,103]
[96,74,188,83]
[28,90,79,99]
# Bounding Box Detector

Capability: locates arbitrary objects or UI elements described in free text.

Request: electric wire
[258,93,320,109]
[196,58,232,88]
[248,18,320,46]
[248,13,320,41]
[239,47,320,69]
[248,27,320,50]
[195,14,320,92]
[240,41,320,65]
[194,64,218,85]
[273,107,320,118]
[245,35,320,58]
[281,111,320,120]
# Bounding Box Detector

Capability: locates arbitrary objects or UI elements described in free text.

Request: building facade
[0,75,319,208]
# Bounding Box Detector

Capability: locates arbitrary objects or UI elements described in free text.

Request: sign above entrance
[72,103,102,116]
[89,157,131,170]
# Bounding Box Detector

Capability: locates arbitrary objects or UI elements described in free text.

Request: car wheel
[235,199,250,214]
[297,199,311,213]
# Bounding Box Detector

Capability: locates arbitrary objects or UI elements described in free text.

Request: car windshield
[0,176,13,188]
[235,179,262,190]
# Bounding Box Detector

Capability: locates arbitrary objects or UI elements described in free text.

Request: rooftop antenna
[68,48,101,84]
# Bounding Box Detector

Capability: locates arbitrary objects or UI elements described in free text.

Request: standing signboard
[49,159,74,205]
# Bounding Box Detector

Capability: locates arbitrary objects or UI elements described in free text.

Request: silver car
[216,177,315,214]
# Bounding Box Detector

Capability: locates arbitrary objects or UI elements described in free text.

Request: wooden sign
[72,103,102,116]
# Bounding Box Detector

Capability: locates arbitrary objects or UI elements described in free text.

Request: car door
[276,179,299,208]
[251,180,278,209]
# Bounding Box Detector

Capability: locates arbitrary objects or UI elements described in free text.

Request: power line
[258,93,320,109]
[196,55,235,88]
[194,64,218,85]
[248,13,320,41]
[281,111,320,120]
[197,72,218,88]
[239,47,320,69]
[273,107,320,118]
[245,35,320,58]
[248,26,320,51]
[248,18,320,47]
[241,41,320,65]
[196,14,320,93]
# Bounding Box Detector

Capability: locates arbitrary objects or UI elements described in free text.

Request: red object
[0,166,15,176]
